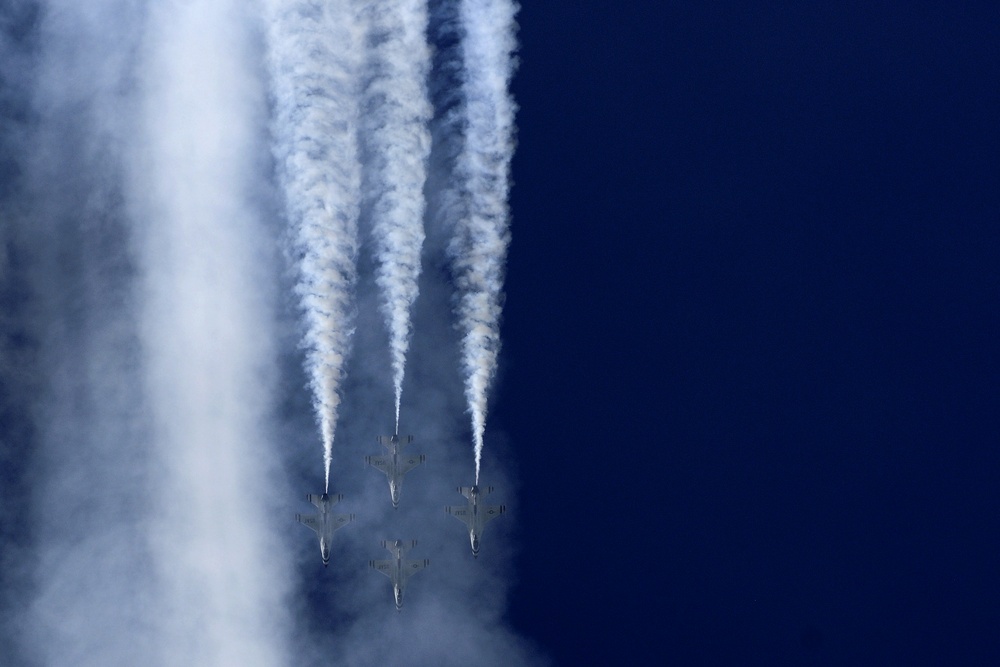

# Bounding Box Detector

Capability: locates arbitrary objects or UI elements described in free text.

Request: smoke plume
[264,0,364,491]
[357,0,432,433]
[445,0,519,482]
[128,1,292,663]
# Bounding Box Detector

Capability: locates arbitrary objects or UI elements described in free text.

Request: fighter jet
[365,434,425,509]
[369,539,429,611]
[296,493,355,567]
[446,485,506,558]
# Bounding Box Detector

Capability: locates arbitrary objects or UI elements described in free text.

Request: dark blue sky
[499,3,999,664]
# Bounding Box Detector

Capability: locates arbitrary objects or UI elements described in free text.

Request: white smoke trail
[450,0,518,482]
[126,2,291,664]
[358,0,432,433]
[264,0,363,491]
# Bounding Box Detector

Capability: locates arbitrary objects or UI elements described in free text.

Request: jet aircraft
[365,434,425,508]
[296,493,355,567]
[446,485,506,558]
[369,539,429,610]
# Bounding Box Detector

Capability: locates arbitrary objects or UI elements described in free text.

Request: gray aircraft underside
[369,539,429,610]
[296,493,355,567]
[365,434,426,508]
[446,485,506,558]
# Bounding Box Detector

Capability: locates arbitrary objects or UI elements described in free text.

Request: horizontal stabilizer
[380,539,417,549]
[458,485,494,499]
[381,539,417,555]
[307,493,343,508]
[377,435,414,446]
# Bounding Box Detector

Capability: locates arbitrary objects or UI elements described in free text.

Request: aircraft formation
[295,432,506,609]
[274,0,517,614]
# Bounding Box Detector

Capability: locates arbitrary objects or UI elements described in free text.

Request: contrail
[358,0,433,434]
[448,0,518,482]
[264,0,363,492]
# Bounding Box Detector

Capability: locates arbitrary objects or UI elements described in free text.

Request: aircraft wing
[365,455,391,475]
[330,513,355,531]
[399,454,425,475]
[446,506,473,528]
[401,559,429,583]
[369,559,393,579]
[483,505,507,525]
[482,505,506,526]
[296,514,321,534]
